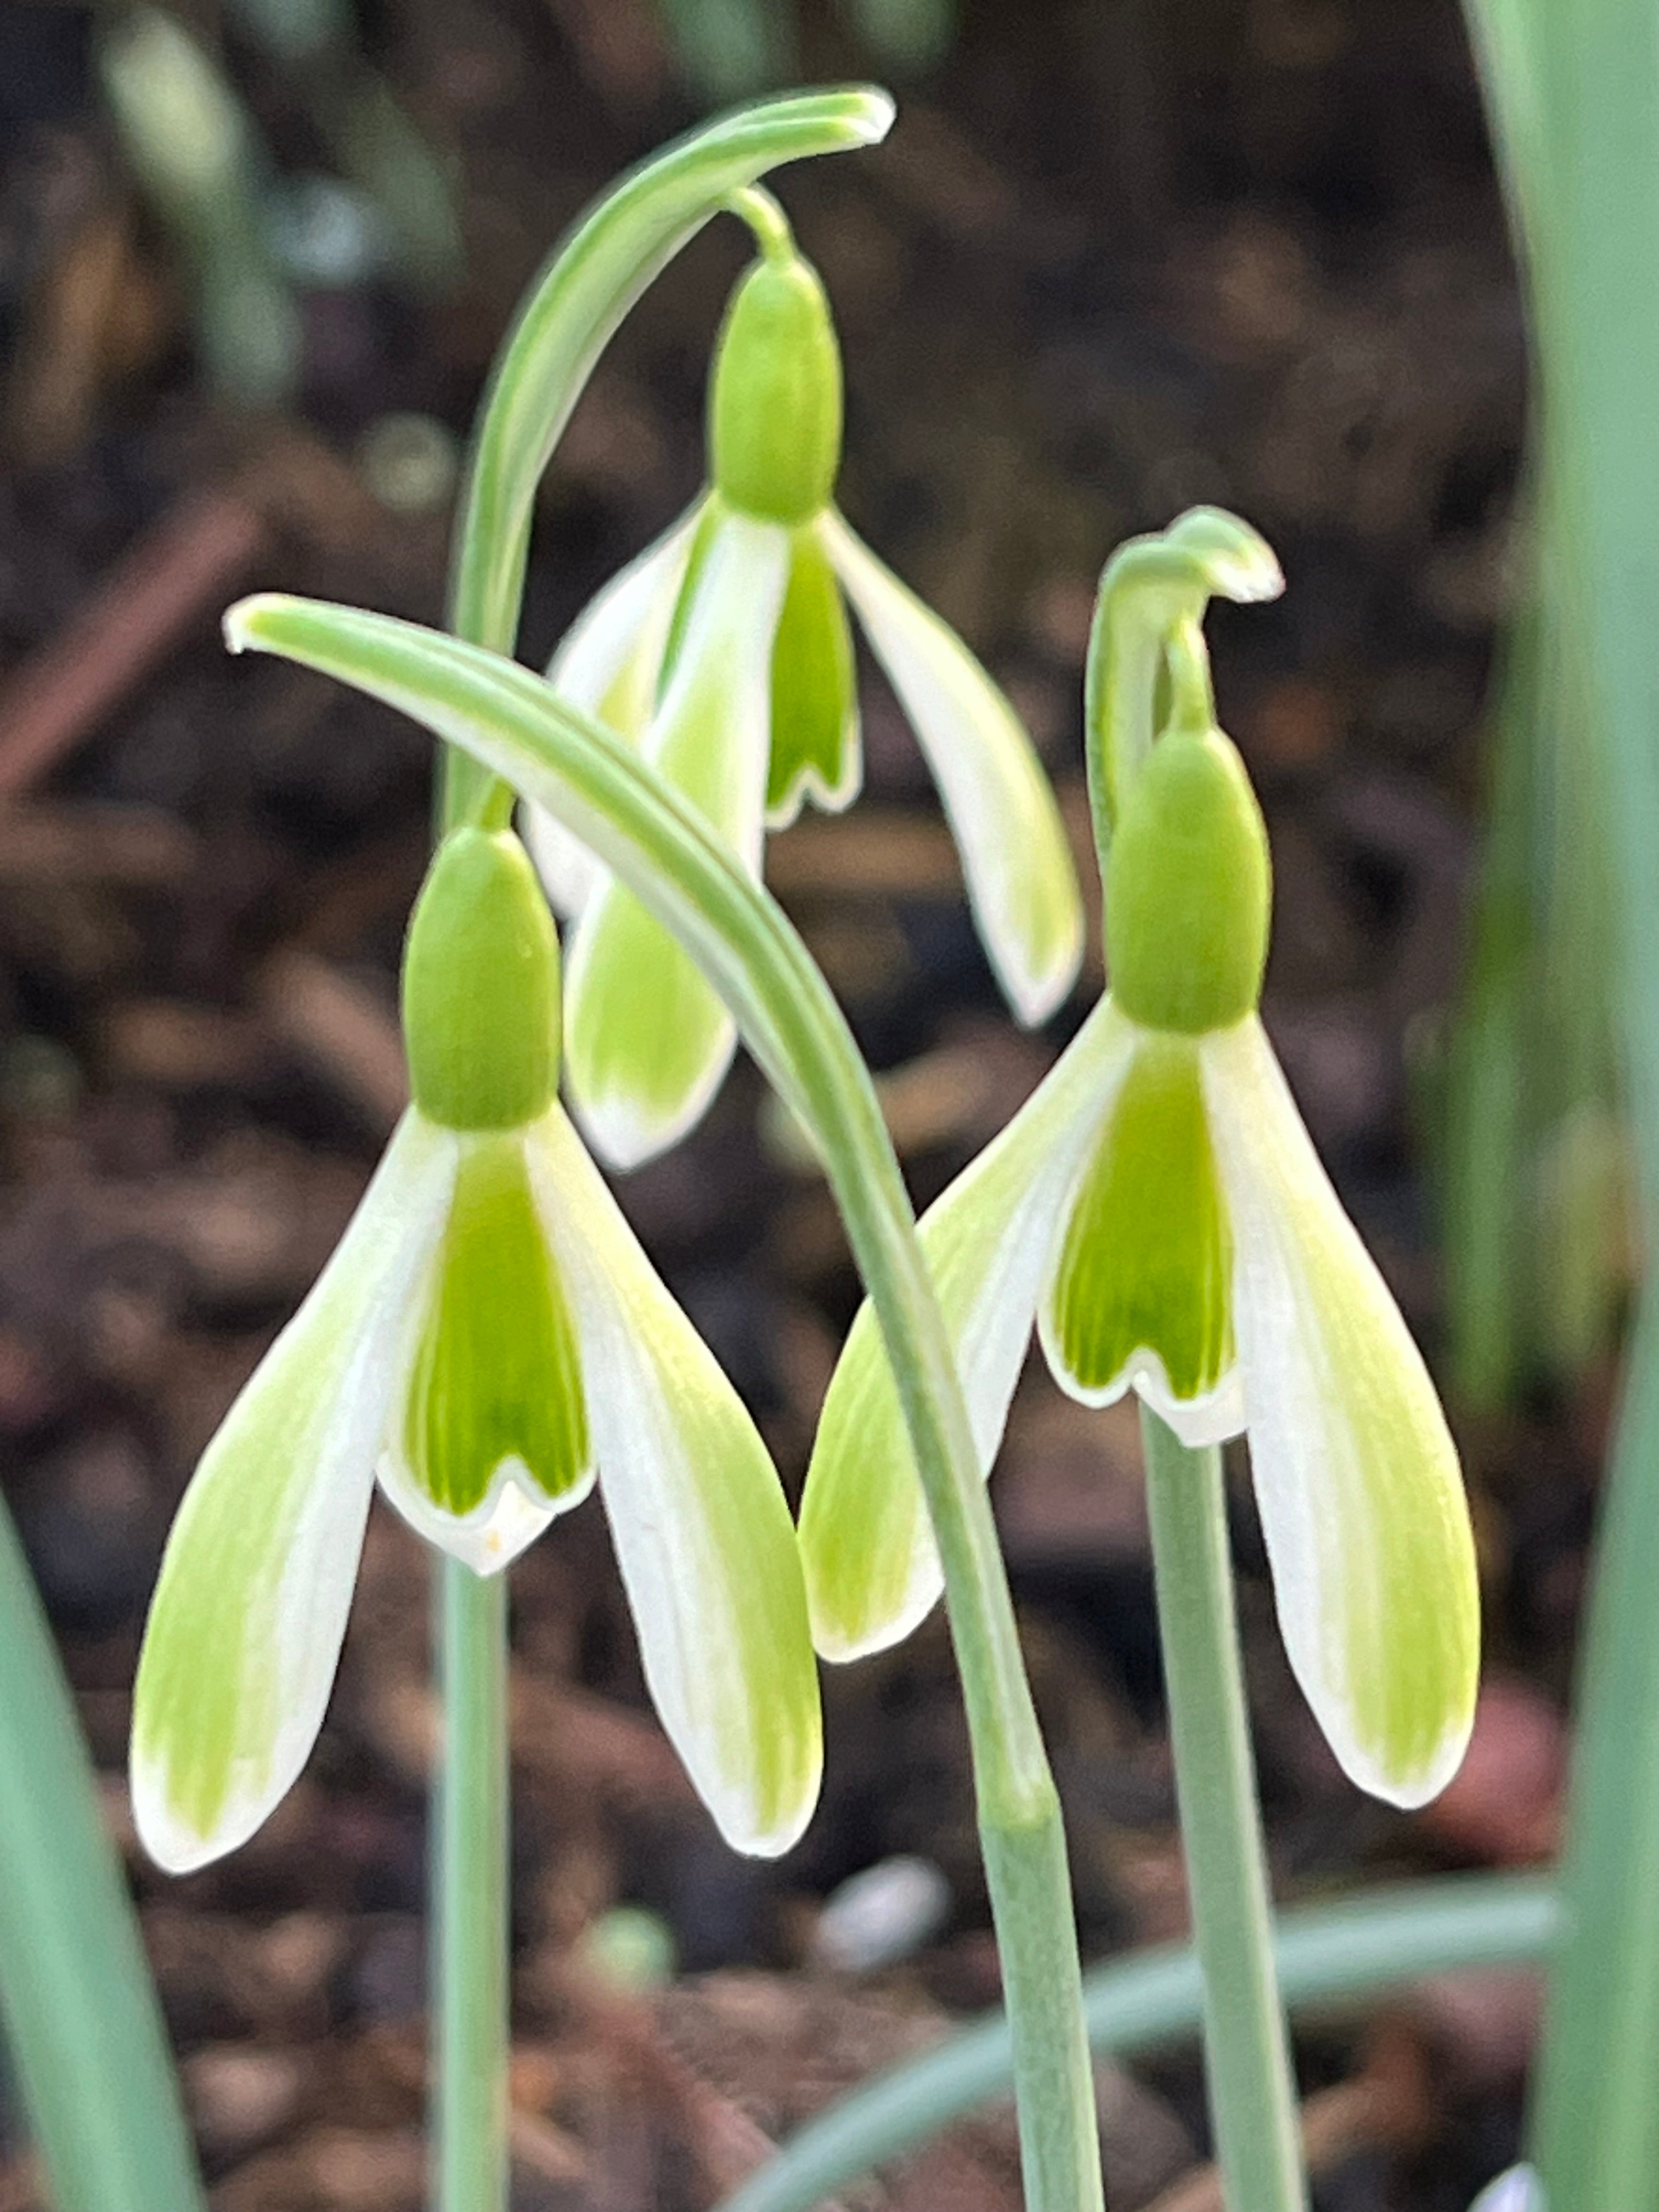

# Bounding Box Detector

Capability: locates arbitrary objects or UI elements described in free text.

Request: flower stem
[432,1561,511,2212]
[230,595,1109,2212]
[713,1872,1555,2212]
[416,90,894,2212]
[1139,1406,1309,2212]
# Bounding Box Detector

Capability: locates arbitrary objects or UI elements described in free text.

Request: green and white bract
[527,235,1085,1171]
[131,830,822,1873]
[801,717,1480,1814]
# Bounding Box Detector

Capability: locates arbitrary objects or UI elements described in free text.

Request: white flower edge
[1201,1016,1480,1809]
[819,509,1085,1028]
[799,998,1136,1661]
[131,1112,456,1872]
[562,509,791,1170]
[530,1105,822,1855]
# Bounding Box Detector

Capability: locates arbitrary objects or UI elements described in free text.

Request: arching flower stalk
[801,528,1481,1814]
[527,191,1084,1169]
[131,826,822,1872]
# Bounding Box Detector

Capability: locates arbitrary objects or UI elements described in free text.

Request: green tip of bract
[833,84,898,142]
[1107,726,1271,1033]
[1163,506,1286,605]
[402,828,560,1130]
[738,84,895,151]
[710,252,843,524]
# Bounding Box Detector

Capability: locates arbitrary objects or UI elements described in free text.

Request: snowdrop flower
[527,211,1084,1170]
[132,826,821,1872]
[800,670,1480,1809]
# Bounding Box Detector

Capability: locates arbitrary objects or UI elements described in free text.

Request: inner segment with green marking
[403,1135,590,1514]
[767,526,858,819]
[1048,1030,1235,1402]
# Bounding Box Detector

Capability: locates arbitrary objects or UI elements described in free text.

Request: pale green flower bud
[1106,724,1271,1035]
[708,252,842,524]
[401,827,559,1130]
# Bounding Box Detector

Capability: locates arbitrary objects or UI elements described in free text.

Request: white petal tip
[569,1084,718,1176]
[1469,2166,1542,2212]
[714,1791,819,1860]
[1329,1713,1476,1812]
[131,1758,274,1875]
[998,939,1085,1030]
[808,1573,944,1668]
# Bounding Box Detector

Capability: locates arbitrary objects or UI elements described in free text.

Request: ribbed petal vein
[1201,1017,1480,1808]
[528,1107,822,1855]
[131,1112,456,1870]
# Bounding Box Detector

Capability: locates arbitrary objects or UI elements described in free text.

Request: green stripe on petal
[527,505,701,918]
[400,1133,590,1513]
[1201,1017,1481,1808]
[131,1111,456,1871]
[1040,1029,1241,1437]
[766,524,861,827]
[528,1107,822,1856]
[564,509,791,1168]
[820,509,1084,1027]
[800,998,1137,1660]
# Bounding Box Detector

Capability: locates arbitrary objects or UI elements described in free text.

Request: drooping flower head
[528,196,1085,1169]
[800,520,1480,1810]
[132,825,822,1870]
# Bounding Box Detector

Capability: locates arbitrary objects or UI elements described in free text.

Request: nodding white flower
[131,828,821,1872]
[800,707,1481,1810]
[526,234,1085,1171]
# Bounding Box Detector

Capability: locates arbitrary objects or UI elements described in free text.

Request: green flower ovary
[1049,1033,1234,1400]
[402,828,561,1131]
[403,1136,589,1515]
[708,252,842,526]
[1105,725,1271,1034]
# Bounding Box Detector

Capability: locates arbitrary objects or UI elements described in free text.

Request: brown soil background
[0,2,1592,2205]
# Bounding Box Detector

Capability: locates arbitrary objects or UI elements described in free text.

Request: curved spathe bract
[131,1101,822,1873]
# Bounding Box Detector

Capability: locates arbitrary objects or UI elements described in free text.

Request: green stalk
[425,92,895,2211]
[1530,1299,1659,2208]
[1463,2,1659,2200]
[441,84,895,821]
[432,1565,510,2212]
[0,1496,206,2212]
[1139,1409,1308,2212]
[713,1873,1555,2212]
[226,592,1107,2212]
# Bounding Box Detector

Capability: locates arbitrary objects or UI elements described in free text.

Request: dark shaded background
[0,2,1587,2204]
